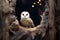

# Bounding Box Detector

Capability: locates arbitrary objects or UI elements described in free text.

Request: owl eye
[26,14,28,16]
[22,14,24,16]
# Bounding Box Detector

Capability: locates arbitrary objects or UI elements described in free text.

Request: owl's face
[21,11,30,19]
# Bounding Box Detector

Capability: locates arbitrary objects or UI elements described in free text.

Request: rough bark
[48,0,56,40]
[0,0,16,40]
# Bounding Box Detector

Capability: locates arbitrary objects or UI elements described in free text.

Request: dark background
[15,0,45,26]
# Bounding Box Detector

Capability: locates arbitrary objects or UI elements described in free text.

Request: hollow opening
[15,0,45,26]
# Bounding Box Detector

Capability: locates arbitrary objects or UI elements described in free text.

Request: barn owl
[20,11,34,28]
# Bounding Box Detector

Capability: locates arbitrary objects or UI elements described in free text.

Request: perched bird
[20,11,34,28]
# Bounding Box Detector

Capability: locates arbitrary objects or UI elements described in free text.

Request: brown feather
[20,18,34,28]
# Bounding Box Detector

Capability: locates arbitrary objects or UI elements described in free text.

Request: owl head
[21,11,30,19]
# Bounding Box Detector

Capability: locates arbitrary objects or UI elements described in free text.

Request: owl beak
[24,16,25,17]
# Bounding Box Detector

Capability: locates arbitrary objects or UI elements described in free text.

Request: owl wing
[27,18,35,27]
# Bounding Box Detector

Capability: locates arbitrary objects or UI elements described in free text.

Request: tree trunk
[0,0,16,40]
[48,0,56,40]
[2,16,9,40]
